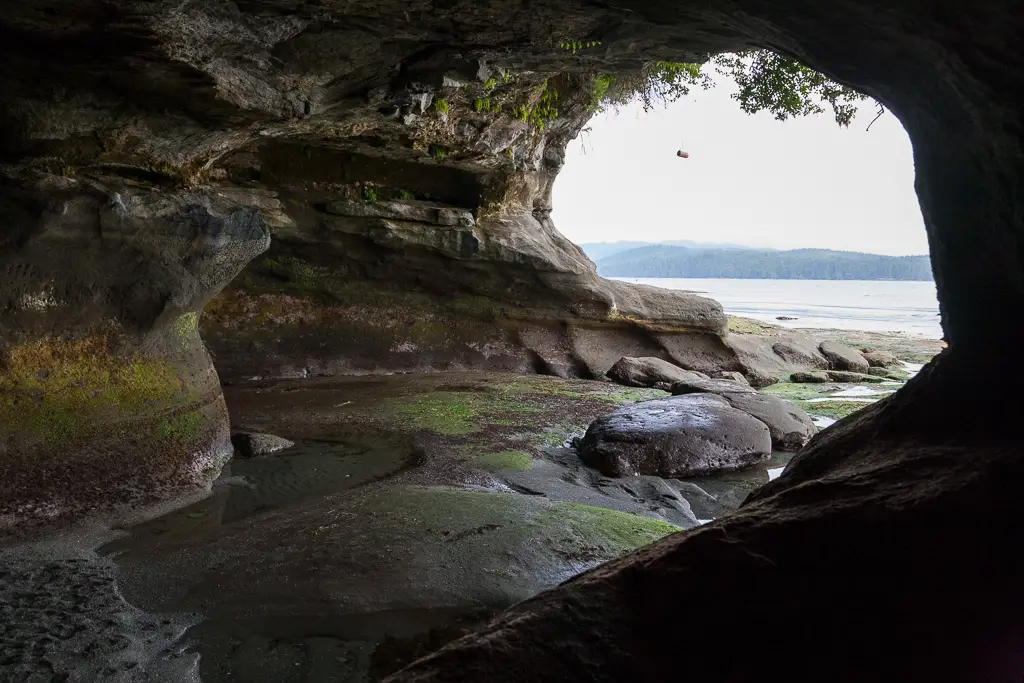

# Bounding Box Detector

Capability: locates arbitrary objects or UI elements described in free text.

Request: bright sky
[551,75,929,256]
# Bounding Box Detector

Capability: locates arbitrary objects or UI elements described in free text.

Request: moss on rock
[0,335,189,447]
[794,400,871,420]
[471,450,534,471]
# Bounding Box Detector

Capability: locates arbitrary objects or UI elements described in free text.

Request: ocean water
[613,277,942,339]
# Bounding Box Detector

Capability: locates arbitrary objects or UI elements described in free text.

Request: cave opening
[2,2,1023,680]
[551,65,941,339]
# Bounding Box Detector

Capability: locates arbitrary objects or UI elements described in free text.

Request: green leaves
[589,50,875,127]
[711,51,869,127]
[558,39,602,55]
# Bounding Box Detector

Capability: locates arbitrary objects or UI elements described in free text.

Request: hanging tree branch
[866,102,886,131]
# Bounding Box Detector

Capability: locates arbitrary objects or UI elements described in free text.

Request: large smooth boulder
[606,357,708,389]
[861,350,901,368]
[670,378,757,396]
[719,393,816,451]
[771,340,829,368]
[819,341,871,373]
[577,395,772,477]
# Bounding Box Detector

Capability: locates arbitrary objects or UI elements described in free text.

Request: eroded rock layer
[1,1,739,526]
[1,180,268,531]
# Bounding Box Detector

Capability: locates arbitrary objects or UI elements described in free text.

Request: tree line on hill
[590,245,932,280]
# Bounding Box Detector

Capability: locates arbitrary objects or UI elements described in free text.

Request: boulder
[865,367,891,377]
[577,395,772,477]
[670,378,757,396]
[719,393,817,451]
[772,340,828,368]
[606,357,708,389]
[713,371,750,386]
[231,432,295,458]
[861,350,901,368]
[791,370,831,383]
[826,371,886,383]
[819,341,871,373]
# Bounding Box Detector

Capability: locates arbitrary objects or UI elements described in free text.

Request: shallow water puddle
[811,415,837,428]
[901,361,924,377]
[805,397,877,403]
[674,450,796,518]
[102,438,414,551]
[828,385,894,398]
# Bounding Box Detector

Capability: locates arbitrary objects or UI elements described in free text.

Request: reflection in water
[102,438,414,554]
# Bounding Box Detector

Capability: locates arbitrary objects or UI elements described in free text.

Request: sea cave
[1,1,1021,680]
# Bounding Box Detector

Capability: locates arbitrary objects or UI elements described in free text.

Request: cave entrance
[551,62,941,336]
[544,60,943,423]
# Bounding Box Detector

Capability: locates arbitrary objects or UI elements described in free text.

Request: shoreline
[727,315,945,365]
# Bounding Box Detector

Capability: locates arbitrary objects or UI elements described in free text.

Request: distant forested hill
[578,240,755,262]
[595,245,932,280]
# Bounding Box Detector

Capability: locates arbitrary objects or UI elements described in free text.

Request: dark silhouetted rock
[607,357,707,389]
[577,395,772,477]
[819,341,871,373]
[718,393,816,451]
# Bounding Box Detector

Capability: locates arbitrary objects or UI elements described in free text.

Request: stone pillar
[0,178,269,533]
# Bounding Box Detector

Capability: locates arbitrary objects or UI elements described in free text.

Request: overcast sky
[551,75,929,256]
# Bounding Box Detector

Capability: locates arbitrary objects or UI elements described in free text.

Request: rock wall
[0,179,268,531]
[0,2,737,528]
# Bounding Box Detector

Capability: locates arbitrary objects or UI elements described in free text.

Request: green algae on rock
[470,450,534,472]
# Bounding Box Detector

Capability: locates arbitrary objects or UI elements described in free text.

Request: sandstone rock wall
[0,179,269,531]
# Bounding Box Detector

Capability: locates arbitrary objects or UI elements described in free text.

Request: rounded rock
[577,394,772,478]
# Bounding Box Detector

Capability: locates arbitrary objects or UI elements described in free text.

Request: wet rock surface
[380,357,1024,683]
[2,372,805,682]
[0,530,201,682]
[717,392,816,451]
[670,377,758,396]
[713,371,750,385]
[790,370,831,383]
[577,394,772,477]
[826,370,885,383]
[819,341,871,373]
[231,431,295,458]
[861,349,901,367]
[606,356,708,390]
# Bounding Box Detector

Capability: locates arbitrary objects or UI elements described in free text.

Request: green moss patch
[379,376,657,437]
[795,400,871,420]
[727,316,778,335]
[379,486,679,559]
[471,450,533,472]
[156,410,205,443]
[1,335,190,447]
[540,501,680,555]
